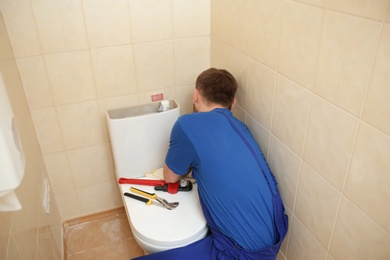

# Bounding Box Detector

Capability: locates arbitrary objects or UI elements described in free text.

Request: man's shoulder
[177,112,213,132]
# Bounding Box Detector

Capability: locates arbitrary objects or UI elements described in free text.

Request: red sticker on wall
[151,93,164,102]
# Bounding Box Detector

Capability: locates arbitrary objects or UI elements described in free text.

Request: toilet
[106,100,208,254]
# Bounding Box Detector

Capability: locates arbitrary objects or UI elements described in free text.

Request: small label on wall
[151,93,164,102]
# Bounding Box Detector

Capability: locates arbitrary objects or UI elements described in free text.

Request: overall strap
[216,111,277,197]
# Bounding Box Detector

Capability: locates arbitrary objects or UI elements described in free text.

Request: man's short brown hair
[195,68,238,109]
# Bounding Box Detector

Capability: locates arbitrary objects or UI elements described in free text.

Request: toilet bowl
[106,100,208,254]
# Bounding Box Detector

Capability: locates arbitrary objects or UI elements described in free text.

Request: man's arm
[163,164,182,183]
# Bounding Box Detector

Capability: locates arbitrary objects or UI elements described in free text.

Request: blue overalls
[133,111,288,259]
[133,189,288,260]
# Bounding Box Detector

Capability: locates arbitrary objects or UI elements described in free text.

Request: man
[135,68,288,259]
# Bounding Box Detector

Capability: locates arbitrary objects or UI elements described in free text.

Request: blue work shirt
[165,108,277,251]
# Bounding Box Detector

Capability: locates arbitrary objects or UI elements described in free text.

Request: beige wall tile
[0,214,12,258]
[326,0,388,21]
[276,252,286,260]
[129,0,172,43]
[303,96,359,190]
[133,41,175,92]
[55,190,81,220]
[4,238,21,259]
[272,75,311,155]
[278,2,323,89]
[268,137,301,210]
[211,38,249,77]
[173,0,210,38]
[91,45,137,98]
[15,157,45,228]
[246,115,270,160]
[314,11,381,116]
[232,105,246,125]
[76,181,122,216]
[210,0,219,36]
[174,37,210,86]
[57,101,104,150]
[13,111,41,158]
[31,0,88,53]
[12,230,37,259]
[44,152,75,193]
[30,108,64,154]
[386,3,390,22]
[287,217,328,260]
[246,62,276,130]
[104,143,116,180]
[363,25,390,135]
[99,95,139,114]
[68,144,112,189]
[82,0,132,48]
[250,0,283,69]
[0,60,29,113]
[235,67,248,111]
[0,11,18,60]
[0,0,41,57]
[293,0,326,7]
[344,123,390,233]
[45,51,96,105]
[330,198,390,260]
[175,84,196,115]
[16,56,54,109]
[137,87,176,105]
[295,163,341,248]
[211,0,251,54]
[279,207,293,255]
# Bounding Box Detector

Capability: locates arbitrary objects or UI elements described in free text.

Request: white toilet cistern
[107,100,207,254]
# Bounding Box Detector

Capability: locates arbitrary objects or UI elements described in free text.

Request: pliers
[124,187,179,210]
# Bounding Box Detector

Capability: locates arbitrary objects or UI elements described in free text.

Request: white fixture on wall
[0,72,25,211]
[42,178,50,214]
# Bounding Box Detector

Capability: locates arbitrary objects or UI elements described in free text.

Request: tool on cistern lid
[118,178,193,194]
[124,187,179,210]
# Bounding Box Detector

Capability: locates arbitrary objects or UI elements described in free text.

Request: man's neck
[195,102,226,112]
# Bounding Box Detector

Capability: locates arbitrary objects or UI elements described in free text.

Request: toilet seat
[119,182,208,252]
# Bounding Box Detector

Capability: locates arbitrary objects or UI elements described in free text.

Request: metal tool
[118,178,193,194]
[154,179,193,192]
[124,187,179,210]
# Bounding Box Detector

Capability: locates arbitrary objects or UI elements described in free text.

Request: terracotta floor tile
[118,213,133,239]
[64,207,144,259]
[69,217,129,252]
[125,238,144,259]
[68,241,129,260]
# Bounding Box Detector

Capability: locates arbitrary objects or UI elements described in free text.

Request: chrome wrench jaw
[156,197,179,210]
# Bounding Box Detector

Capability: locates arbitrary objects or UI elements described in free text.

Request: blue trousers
[133,194,288,260]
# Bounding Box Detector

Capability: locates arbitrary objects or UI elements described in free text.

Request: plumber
[134,68,288,260]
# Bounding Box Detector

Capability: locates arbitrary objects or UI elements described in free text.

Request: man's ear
[193,88,199,104]
[230,98,237,110]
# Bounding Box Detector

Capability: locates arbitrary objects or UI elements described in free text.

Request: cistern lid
[119,182,208,248]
